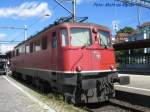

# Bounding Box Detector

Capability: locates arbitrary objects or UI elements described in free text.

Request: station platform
[0,75,53,112]
[115,74,150,96]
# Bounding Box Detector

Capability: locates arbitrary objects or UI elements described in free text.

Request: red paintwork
[11,23,116,73]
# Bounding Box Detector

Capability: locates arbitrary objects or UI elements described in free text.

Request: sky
[0,0,149,53]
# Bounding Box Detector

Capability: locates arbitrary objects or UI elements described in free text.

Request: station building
[128,22,150,53]
[114,22,150,73]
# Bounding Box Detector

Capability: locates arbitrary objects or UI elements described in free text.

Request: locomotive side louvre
[10,22,123,104]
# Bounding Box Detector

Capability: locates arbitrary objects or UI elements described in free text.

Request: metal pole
[72,0,76,22]
[0,44,1,53]
[137,6,141,27]
[24,25,27,41]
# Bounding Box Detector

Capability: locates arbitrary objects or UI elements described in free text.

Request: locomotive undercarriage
[64,72,118,104]
[12,67,122,104]
[61,71,129,104]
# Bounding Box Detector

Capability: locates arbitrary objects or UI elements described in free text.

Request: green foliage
[117,26,135,34]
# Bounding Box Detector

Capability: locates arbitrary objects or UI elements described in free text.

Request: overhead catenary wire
[113,0,150,32]
[9,1,60,43]
[54,0,76,22]
[6,4,31,43]
[5,0,150,44]
[10,0,74,43]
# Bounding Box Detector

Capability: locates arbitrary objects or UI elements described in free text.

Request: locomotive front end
[62,23,129,104]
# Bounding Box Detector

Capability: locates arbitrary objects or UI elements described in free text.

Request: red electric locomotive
[10,19,129,104]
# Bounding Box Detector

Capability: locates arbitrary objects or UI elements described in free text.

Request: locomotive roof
[15,22,110,48]
[65,22,110,30]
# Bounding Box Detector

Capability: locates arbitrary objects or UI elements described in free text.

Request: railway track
[109,99,146,112]
[86,99,146,112]
[86,91,150,112]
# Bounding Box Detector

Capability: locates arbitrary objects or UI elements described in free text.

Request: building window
[147,30,150,39]
[34,41,41,51]
[42,37,47,50]
[61,29,68,47]
[52,32,57,48]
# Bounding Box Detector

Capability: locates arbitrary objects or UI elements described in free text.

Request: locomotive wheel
[39,80,51,93]
[63,94,72,104]
[32,78,41,89]
[25,76,33,84]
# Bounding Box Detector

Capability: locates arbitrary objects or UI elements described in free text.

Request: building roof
[113,38,150,50]
[116,33,129,40]
[141,22,150,27]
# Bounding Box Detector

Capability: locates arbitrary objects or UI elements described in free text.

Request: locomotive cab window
[34,41,41,51]
[12,51,15,57]
[16,49,19,56]
[52,32,57,48]
[97,30,110,47]
[25,45,30,53]
[61,29,68,47]
[70,28,91,47]
[42,37,47,50]
[30,43,34,53]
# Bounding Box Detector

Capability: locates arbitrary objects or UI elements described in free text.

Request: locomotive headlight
[110,65,114,70]
[76,66,82,72]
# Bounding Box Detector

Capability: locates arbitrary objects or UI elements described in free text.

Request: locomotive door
[51,31,59,71]
[51,29,66,72]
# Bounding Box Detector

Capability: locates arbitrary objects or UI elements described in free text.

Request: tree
[116,26,135,34]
